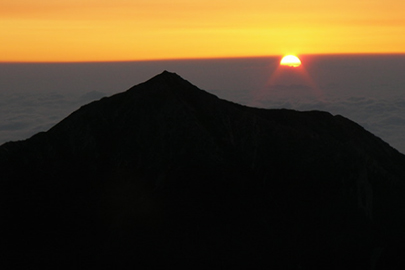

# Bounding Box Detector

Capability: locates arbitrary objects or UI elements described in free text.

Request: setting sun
[280,55,302,67]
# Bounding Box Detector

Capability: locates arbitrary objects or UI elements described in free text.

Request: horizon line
[1,52,405,64]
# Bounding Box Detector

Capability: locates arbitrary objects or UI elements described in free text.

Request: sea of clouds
[1,55,405,153]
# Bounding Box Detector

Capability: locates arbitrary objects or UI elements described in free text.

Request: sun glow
[1,0,405,62]
[280,55,302,67]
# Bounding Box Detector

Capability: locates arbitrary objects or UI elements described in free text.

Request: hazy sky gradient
[1,0,405,61]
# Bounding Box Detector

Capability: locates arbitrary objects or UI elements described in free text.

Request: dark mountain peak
[107,70,221,115]
[2,72,405,269]
[140,70,185,87]
[133,70,200,92]
[149,70,182,81]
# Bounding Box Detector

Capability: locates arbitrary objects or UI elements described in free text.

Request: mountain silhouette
[1,71,405,269]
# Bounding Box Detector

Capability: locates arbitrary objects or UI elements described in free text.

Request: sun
[280,55,302,67]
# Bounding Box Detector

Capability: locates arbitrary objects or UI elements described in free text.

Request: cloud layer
[251,94,405,154]
[0,91,106,143]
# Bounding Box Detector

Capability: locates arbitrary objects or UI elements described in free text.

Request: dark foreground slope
[1,71,405,269]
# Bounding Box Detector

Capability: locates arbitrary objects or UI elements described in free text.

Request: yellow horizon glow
[1,0,405,62]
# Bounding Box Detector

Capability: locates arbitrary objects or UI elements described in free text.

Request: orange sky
[1,0,405,62]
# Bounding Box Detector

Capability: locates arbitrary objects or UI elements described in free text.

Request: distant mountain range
[1,71,405,269]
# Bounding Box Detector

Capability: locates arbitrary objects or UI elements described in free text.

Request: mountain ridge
[1,71,405,269]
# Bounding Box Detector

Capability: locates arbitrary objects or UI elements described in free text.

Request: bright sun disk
[280,55,301,67]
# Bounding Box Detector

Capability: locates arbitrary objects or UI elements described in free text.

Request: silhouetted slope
[1,71,405,269]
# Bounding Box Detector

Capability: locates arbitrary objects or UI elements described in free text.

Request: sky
[1,0,405,62]
[1,2,405,151]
